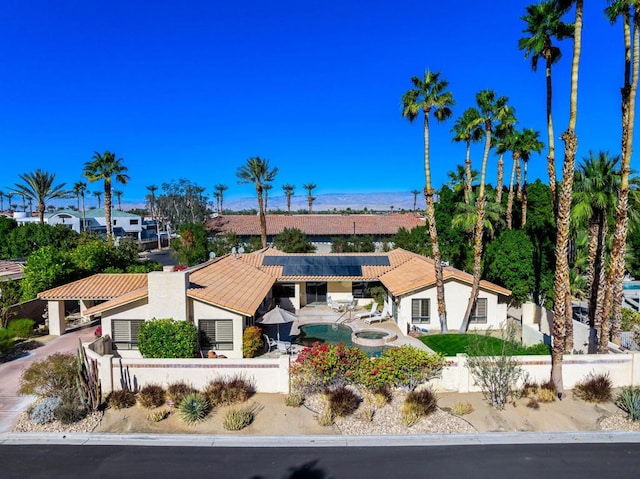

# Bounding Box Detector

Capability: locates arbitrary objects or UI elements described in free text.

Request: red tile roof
[38,274,148,300]
[206,213,425,236]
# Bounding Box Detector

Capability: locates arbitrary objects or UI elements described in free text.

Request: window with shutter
[470,298,488,323]
[112,319,144,350]
[411,298,430,323]
[199,319,234,350]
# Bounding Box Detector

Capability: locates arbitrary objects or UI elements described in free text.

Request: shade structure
[257,306,298,340]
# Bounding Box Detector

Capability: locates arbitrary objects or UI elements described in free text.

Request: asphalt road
[1,443,639,479]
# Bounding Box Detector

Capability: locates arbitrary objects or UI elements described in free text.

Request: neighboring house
[206,213,425,252]
[0,260,24,281]
[12,209,145,240]
[38,248,510,359]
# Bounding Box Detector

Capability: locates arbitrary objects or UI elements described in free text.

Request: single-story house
[206,213,425,252]
[38,248,511,358]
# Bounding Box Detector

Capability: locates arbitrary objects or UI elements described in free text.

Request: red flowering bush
[291,342,368,393]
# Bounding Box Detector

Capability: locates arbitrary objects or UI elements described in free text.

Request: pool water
[623,282,640,290]
[295,323,389,356]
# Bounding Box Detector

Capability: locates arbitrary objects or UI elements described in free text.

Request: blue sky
[0,0,629,207]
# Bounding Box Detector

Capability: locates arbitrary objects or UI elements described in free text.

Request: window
[199,319,233,350]
[112,319,144,350]
[273,283,295,298]
[470,298,488,323]
[352,281,382,299]
[411,298,430,323]
[130,219,139,225]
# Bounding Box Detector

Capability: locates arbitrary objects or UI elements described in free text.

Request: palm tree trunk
[601,6,638,350]
[496,154,504,205]
[81,194,86,232]
[104,180,113,240]
[552,0,582,398]
[506,153,518,229]
[585,219,600,329]
[460,123,491,332]
[516,159,523,200]
[464,143,473,205]
[257,186,267,248]
[521,160,529,227]
[423,111,448,333]
[546,57,557,213]
[38,201,45,223]
[287,194,291,214]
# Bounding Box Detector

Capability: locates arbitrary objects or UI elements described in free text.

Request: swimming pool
[294,323,390,356]
[623,282,640,290]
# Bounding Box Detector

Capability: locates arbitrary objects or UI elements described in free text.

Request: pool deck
[260,305,429,358]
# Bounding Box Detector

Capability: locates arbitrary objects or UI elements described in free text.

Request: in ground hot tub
[351,329,397,347]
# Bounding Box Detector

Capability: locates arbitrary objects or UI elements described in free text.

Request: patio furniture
[264,334,277,352]
[355,302,378,320]
[364,304,391,324]
[277,341,292,354]
[327,296,345,312]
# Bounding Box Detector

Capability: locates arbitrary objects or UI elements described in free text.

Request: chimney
[147,270,189,321]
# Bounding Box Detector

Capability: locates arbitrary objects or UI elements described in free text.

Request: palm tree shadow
[249,459,330,479]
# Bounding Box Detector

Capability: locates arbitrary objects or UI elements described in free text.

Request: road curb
[1,431,639,447]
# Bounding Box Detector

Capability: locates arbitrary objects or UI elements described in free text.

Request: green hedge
[0,329,15,355]
[8,318,35,339]
[137,318,198,358]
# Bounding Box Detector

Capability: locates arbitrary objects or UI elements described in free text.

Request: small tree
[137,318,198,358]
[274,228,316,253]
[0,280,22,328]
[466,323,525,409]
[242,326,264,358]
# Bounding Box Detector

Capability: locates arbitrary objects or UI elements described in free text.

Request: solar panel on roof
[261,255,389,276]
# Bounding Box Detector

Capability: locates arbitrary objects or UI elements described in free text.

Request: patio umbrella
[257,306,297,340]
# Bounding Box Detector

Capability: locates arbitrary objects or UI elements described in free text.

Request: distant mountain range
[224,191,419,212]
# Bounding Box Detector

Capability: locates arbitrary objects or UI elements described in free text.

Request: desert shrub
[291,342,369,393]
[450,401,474,416]
[242,325,264,358]
[204,375,252,407]
[137,384,166,409]
[620,308,640,331]
[19,353,78,399]
[29,397,62,425]
[616,387,640,421]
[466,324,525,410]
[362,345,446,391]
[526,397,540,409]
[402,388,438,419]
[167,382,196,406]
[55,400,87,424]
[137,318,198,358]
[358,406,375,422]
[522,380,539,397]
[325,386,361,417]
[401,409,420,427]
[316,408,335,427]
[285,392,305,407]
[573,372,613,403]
[0,328,15,354]
[371,386,392,407]
[222,407,255,431]
[147,409,171,422]
[178,392,210,424]
[107,389,137,409]
[8,318,35,339]
[540,379,557,394]
[537,387,556,403]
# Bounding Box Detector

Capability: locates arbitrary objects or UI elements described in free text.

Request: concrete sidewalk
[0,327,96,433]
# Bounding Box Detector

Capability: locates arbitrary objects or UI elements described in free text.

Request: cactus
[77,339,102,411]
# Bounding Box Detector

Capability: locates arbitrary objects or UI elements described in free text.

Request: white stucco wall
[396,281,505,334]
[148,270,189,320]
[191,299,246,359]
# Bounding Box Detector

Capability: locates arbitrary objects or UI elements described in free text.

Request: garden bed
[420,333,550,356]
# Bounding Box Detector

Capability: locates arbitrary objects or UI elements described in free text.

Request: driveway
[0,327,96,433]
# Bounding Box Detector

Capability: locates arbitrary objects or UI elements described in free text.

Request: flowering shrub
[291,342,368,392]
[362,346,446,391]
[242,326,264,358]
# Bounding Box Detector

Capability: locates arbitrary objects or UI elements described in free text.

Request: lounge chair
[364,304,391,324]
[327,296,345,312]
[277,341,292,354]
[355,302,378,320]
[264,334,277,352]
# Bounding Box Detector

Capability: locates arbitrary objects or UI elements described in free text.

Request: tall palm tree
[73,181,88,231]
[411,189,420,213]
[520,0,574,212]
[446,165,467,197]
[263,183,273,212]
[146,184,161,248]
[551,0,583,397]
[303,183,316,213]
[460,90,511,333]
[452,189,505,242]
[0,191,4,212]
[451,107,484,204]
[93,191,102,208]
[9,169,69,223]
[519,128,545,227]
[493,108,517,206]
[600,0,640,351]
[114,190,123,210]
[6,192,14,212]
[83,151,129,240]
[237,157,278,248]
[282,184,295,214]
[214,184,228,214]
[572,152,620,348]
[402,69,455,333]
